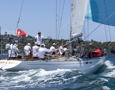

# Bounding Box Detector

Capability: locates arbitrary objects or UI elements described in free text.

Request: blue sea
[0,55,115,90]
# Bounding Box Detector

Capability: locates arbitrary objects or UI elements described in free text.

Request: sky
[0,0,115,42]
[0,0,70,39]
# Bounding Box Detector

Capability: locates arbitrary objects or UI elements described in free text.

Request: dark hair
[38,32,41,34]
[38,45,40,47]
[12,41,16,44]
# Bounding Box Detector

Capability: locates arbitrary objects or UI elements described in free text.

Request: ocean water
[0,56,115,90]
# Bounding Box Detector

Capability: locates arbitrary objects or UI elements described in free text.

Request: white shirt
[49,46,55,53]
[24,45,31,56]
[8,44,18,57]
[38,47,49,59]
[59,46,64,55]
[32,45,39,57]
[35,35,43,45]
[64,48,67,51]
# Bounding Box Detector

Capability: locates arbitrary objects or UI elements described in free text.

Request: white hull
[0,57,105,74]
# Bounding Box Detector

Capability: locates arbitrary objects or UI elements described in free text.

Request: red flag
[16,29,26,37]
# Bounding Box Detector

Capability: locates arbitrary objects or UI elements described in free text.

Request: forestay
[71,0,89,37]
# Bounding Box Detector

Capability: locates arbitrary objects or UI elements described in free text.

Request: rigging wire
[83,0,86,41]
[104,0,112,54]
[15,0,24,46]
[104,0,112,42]
[86,1,90,41]
[108,25,112,41]
[16,0,24,33]
[103,0,108,42]
[85,11,115,40]
[57,0,66,39]
[56,0,58,39]
[56,0,61,39]
[104,26,108,41]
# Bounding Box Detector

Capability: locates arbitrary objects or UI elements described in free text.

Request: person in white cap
[38,44,49,59]
[49,43,56,55]
[32,42,39,58]
[24,43,31,57]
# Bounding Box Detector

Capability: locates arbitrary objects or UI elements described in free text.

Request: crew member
[8,43,19,59]
[32,42,39,59]
[59,45,64,56]
[35,32,43,45]
[24,43,31,57]
[49,43,56,55]
[38,44,49,59]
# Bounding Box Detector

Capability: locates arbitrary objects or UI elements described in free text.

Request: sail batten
[71,0,89,37]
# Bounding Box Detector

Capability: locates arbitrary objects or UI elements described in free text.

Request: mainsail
[71,0,89,37]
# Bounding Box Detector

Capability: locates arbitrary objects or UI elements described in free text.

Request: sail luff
[71,0,89,37]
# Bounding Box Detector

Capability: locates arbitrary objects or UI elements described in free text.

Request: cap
[53,43,56,46]
[14,44,18,47]
[35,42,38,45]
[41,44,45,47]
[27,43,31,46]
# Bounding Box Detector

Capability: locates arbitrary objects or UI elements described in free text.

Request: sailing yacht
[0,0,105,74]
